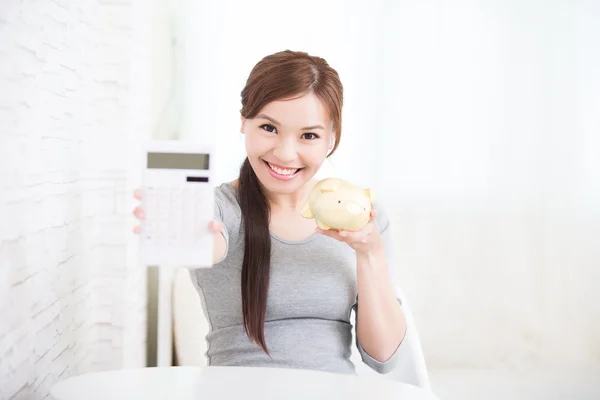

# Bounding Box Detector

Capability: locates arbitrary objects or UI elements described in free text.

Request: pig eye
[337,200,341,203]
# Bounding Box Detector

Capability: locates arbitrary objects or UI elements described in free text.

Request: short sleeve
[213,185,229,263]
[353,202,406,374]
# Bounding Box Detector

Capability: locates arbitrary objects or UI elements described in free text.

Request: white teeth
[267,163,298,176]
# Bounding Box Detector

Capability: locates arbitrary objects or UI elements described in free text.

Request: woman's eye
[261,124,277,133]
[302,133,319,140]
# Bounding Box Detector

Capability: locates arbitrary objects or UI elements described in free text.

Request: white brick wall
[0,0,154,398]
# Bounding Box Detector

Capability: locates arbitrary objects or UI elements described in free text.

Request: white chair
[352,287,431,390]
[171,268,431,389]
[171,268,210,366]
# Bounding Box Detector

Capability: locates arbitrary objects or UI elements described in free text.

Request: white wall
[176,0,600,374]
[178,0,384,188]
[2,0,595,397]
[378,0,600,372]
[0,0,157,397]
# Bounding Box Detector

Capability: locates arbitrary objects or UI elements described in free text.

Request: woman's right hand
[132,189,227,264]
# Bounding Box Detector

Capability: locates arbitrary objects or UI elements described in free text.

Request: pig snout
[344,202,363,215]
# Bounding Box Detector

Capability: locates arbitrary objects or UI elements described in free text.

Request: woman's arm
[316,204,406,371]
[355,241,406,362]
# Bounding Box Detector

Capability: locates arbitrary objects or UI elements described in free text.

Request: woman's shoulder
[214,181,239,209]
[214,180,243,231]
[213,181,242,246]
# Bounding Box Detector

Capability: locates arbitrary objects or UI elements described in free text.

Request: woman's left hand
[315,210,383,255]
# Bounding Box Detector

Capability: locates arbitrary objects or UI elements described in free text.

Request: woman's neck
[264,180,318,212]
[231,178,318,211]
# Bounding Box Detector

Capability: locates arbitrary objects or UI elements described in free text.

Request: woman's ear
[327,134,335,155]
[240,115,246,134]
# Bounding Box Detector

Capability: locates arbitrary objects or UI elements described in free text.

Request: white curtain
[176,0,600,372]
[377,1,600,371]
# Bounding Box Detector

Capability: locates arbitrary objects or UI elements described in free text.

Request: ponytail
[237,158,271,354]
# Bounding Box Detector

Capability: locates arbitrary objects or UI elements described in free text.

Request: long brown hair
[238,50,344,353]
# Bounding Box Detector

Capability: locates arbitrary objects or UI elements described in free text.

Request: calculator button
[183,215,194,230]
[194,188,206,203]
[171,201,182,211]
[157,211,168,222]
[157,231,168,246]
[171,188,182,202]
[169,224,182,242]
[146,204,157,219]
[168,235,179,246]
[182,233,193,246]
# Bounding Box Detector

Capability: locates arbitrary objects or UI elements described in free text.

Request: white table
[51,366,441,400]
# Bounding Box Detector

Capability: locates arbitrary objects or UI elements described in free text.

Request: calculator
[139,140,214,267]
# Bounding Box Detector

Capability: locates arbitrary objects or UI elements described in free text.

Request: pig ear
[320,179,340,193]
[364,188,375,205]
[300,202,314,219]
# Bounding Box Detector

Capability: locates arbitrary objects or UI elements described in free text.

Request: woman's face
[242,92,335,195]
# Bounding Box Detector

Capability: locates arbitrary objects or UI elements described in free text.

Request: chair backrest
[172,269,430,389]
[382,287,431,389]
[172,268,209,366]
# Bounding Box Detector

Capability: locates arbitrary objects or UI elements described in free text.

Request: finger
[133,189,142,200]
[209,219,224,234]
[369,209,377,222]
[133,207,145,220]
[340,231,368,243]
[133,226,140,234]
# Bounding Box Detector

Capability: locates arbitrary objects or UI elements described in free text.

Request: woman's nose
[272,139,297,162]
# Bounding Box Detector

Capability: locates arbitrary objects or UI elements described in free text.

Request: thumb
[209,219,224,234]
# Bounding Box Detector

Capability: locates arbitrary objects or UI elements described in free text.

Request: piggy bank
[300,178,375,232]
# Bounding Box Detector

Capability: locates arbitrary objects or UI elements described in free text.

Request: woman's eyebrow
[302,124,325,130]
[257,114,325,130]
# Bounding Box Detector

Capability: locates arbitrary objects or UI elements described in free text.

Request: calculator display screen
[147,152,210,170]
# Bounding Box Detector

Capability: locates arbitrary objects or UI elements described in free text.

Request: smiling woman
[237,51,345,352]
[134,49,407,378]
[255,112,326,179]
[243,95,335,184]
[241,95,339,184]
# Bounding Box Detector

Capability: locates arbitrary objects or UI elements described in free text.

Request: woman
[134,50,406,375]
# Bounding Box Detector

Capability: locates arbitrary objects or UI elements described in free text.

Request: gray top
[189,182,403,375]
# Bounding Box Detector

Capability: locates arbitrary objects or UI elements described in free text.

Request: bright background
[174,0,600,374]
[1,0,598,399]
